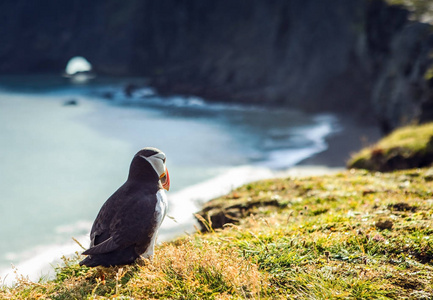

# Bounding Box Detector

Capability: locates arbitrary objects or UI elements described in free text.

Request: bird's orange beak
[160,168,170,191]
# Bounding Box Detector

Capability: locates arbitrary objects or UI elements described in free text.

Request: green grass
[347,122,433,171]
[196,168,433,299]
[2,167,433,299]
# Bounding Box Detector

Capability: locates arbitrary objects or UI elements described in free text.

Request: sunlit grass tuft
[130,239,264,299]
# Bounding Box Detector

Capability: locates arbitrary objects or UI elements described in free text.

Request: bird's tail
[79,255,100,267]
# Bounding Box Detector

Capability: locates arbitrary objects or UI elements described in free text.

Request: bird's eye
[153,153,166,164]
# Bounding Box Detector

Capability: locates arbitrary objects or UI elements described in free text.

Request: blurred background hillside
[0,0,432,131]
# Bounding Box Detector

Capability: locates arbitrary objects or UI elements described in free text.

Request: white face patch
[140,153,166,177]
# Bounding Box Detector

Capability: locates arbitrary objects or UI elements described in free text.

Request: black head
[128,147,170,190]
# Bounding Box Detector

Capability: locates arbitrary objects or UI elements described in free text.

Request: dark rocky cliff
[1,0,432,131]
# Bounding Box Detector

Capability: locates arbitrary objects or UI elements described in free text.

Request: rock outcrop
[0,0,432,131]
[371,21,433,132]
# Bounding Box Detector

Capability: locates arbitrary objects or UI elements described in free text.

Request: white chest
[155,189,168,226]
[142,189,167,258]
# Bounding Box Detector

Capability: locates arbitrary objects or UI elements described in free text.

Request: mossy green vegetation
[2,167,433,299]
[348,122,433,171]
[386,0,433,22]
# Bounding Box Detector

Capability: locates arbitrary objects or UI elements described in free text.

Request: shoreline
[298,113,382,168]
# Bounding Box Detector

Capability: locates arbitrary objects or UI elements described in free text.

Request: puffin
[79,147,170,267]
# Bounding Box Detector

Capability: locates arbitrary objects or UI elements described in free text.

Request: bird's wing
[84,185,159,254]
[83,179,161,258]
[82,237,119,255]
[108,194,158,247]
[85,184,128,251]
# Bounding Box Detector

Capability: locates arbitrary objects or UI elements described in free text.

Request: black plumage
[79,147,169,267]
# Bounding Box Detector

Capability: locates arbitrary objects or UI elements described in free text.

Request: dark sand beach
[299,114,382,168]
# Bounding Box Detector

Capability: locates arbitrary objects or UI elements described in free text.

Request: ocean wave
[259,114,340,169]
[0,235,89,286]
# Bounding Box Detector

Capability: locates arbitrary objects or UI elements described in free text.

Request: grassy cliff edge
[2,167,432,299]
[347,122,433,172]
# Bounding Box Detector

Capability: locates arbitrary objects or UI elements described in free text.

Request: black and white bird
[79,147,170,267]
